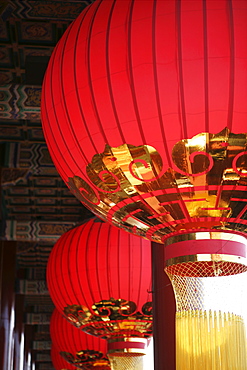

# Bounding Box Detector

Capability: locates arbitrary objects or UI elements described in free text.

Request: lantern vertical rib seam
[44,3,101,177]
[96,223,103,302]
[127,0,147,143]
[105,0,126,143]
[136,236,142,309]
[128,233,131,301]
[53,312,57,349]
[151,0,183,216]
[73,224,89,309]
[55,231,71,310]
[86,0,109,146]
[85,220,98,306]
[117,228,121,298]
[74,1,103,156]
[215,2,237,224]
[57,312,62,350]
[58,314,64,352]
[61,10,93,166]
[50,10,90,175]
[55,312,59,350]
[202,0,209,132]
[226,0,235,131]
[152,0,172,168]
[42,45,67,180]
[174,0,194,225]
[175,0,188,139]
[65,228,78,306]
[106,224,112,299]
[67,228,84,304]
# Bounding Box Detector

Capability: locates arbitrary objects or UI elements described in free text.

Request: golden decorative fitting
[67,128,247,243]
[164,231,247,277]
[107,337,148,356]
[63,298,153,339]
[60,350,110,369]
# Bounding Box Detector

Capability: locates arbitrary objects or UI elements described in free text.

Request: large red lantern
[42,0,247,368]
[41,0,247,244]
[47,218,152,369]
[50,308,110,369]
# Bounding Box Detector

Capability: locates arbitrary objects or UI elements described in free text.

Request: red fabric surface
[50,308,107,355]
[47,219,152,316]
[42,0,247,179]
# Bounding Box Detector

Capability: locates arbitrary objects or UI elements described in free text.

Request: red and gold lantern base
[64,298,152,369]
[164,231,247,370]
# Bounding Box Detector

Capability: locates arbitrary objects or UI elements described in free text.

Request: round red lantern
[50,308,110,369]
[42,1,247,368]
[41,0,247,244]
[51,345,76,370]
[47,218,152,365]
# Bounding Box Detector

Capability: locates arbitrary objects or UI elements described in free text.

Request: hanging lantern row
[50,308,110,369]
[47,218,152,368]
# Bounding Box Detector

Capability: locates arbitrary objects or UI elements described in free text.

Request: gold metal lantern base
[164,232,247,370]
[64,298,152,340]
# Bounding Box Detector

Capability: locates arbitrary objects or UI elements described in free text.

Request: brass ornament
[67,128,247,243]
[63,298,152,339]
[61,350,110,369]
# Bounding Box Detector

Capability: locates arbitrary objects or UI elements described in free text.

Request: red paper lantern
[51,345,76,370]
[41,0,247,244]
[50,308,110,369]
[47,218,152,359]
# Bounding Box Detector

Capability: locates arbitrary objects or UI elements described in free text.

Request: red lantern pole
[152,242,176,370]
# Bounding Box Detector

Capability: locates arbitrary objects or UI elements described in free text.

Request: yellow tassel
[176,310,247,370]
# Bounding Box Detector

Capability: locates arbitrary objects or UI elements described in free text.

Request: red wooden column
[152,242,176,370]
[0,241,17,370]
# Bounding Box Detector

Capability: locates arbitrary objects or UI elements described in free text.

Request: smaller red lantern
[50,308,110,369]
[51,345,76,370]
[47,218,152,369]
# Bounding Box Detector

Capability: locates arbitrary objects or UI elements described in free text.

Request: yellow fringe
[176,310,247,370]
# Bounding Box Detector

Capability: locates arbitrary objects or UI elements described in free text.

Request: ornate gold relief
[61,350,110,369]
[63,298,152,339]
[67,128,247,243]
